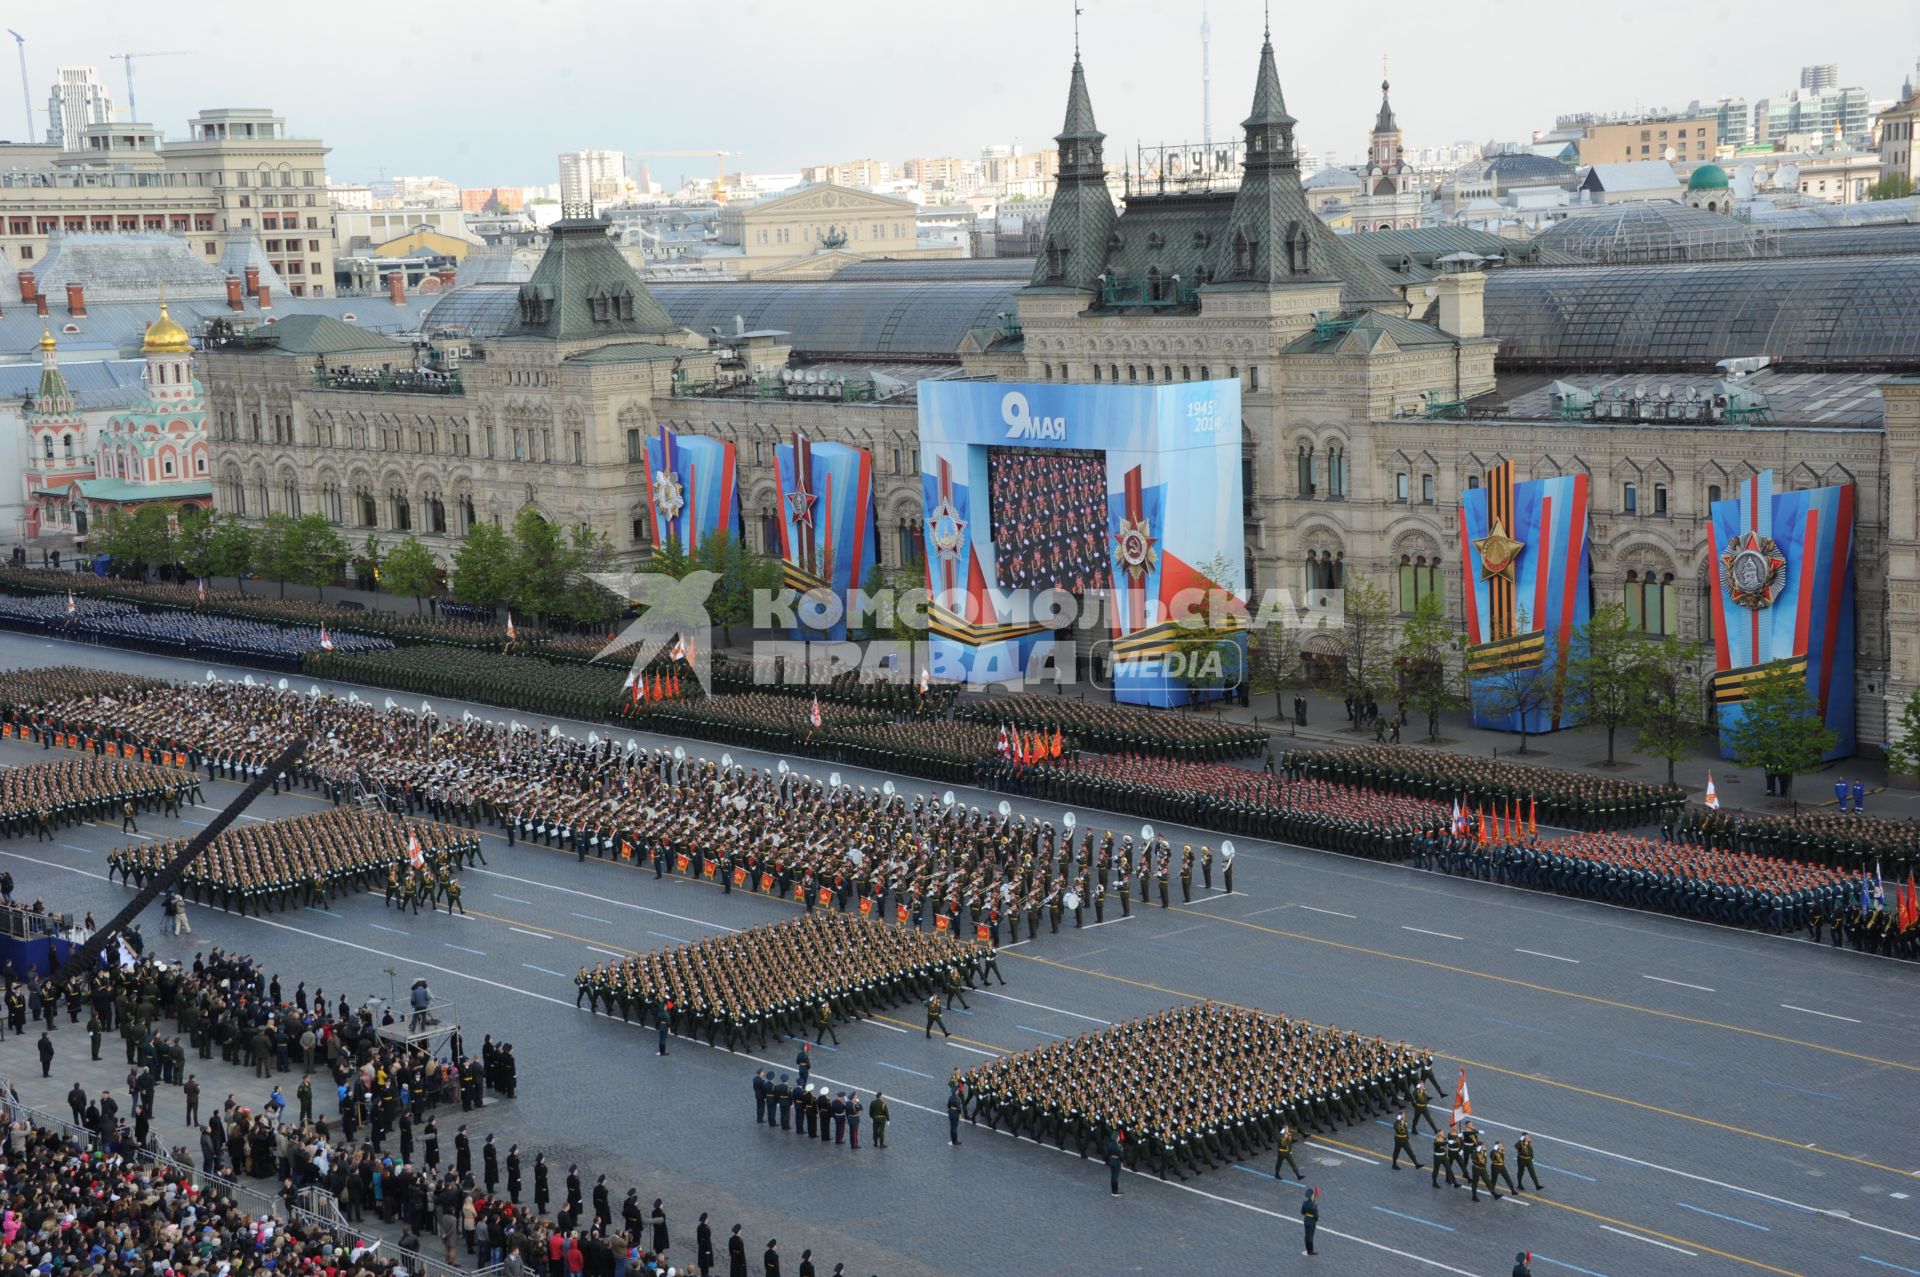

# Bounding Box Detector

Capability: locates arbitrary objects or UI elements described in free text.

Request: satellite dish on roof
[1658,384,1672,400]
[1633,383,1647,400]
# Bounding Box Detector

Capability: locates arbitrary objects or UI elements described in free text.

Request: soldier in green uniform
[1515,1132,1541,1191]
[1469,1142,1497,1200]
[1273,1124,1303,1180]
[1433,1129,1458,1188]
[1391,1111,1421,1169]
[925,994,950,1039]
[1489,1141,1516,1196]
[1410,1082,1437,1133]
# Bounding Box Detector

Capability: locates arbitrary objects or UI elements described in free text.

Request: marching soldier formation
[1036,754,1448,861]
[1414,827,1879,939]
[1292,745,1683,831]
[575,912,990,1051]
[1677,804,1919,875]
[0,755,195,838]
[107,808,481,916]
[961,694,1267,760]
[956,1002,1440,1183]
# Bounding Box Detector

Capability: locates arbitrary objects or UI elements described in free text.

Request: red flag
[671,671,682,698]
[934,913,951,933]
[618,841,633,861]
[896,903,909,924]
[1528,797,1537,837]
[1475,810,1487,845]
[809,696,822,730]
[996,724,1009,755]
[1051,728,1063,759]
[859,897,873,917]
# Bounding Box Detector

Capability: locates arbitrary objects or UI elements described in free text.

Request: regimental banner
[1459,461,1592,734]
[641,425,738,555]
[915,380,1246,707]
[773,429,877,642]
[1707,470,1855,761]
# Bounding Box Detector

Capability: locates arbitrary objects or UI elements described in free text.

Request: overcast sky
[20,0,1920,187]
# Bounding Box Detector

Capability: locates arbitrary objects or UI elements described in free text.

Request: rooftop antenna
[1201,1,1212,149]
[6,31,28,143]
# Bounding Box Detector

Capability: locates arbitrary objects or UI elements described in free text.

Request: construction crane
[110,50,192,124]
[6,31,29,143]
[631,150,742,203]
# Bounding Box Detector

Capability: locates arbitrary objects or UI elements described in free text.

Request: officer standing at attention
[1301,1186,1319,1256]
[1513,1253,1533,1277]
[1105,1131,1124,1196]
[946,1084,963,1146]
[752,1070,769,1125]
[868,1091,889,1149]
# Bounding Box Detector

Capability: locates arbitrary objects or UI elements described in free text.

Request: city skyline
[13,0,1918,189]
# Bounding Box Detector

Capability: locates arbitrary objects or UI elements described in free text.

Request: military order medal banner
[1458,461,1593,735]
[773,429,878,642]
[915,380,1244,706]
[641,424,738,555]
[1706,469,1856,761]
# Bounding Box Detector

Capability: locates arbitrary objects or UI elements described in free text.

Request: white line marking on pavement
[569,911,612,925]
[509,928,549,939]
[948,1043,997,1057]
[58,844,95,855]
[1515,948,1579,963]
[1247,905,1291,916]
[1402,925,1464,940]
[1178,893,1241,909]
[444,944,486,956]
[1158,922,1208,939]
[866,1020,911,1034]
[1599,1225,1697,1255]
[470,866,732,933]
[368,923,407,935]
[975,989,1112,1025]
[1643,975,1715,992]
[492,893,532,904]
[1299,906,1357,918]
[587,946,624,958]
[522,964,567,979]
[1081,915,1135,929]
[1780,1003,1860,1023]
[1470,1116,1920,1246]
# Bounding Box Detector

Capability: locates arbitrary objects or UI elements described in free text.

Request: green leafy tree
[696,532,780,645]
[281,514,349,600]
[1722,665,1838,802]
[507,507,579,623]
[1336,571,1399,725]
[1396,591,1463,742]
[1248,625,1307,721]
[1886,686,1920,778]
[1868,173,1914,201]
[1630,633,1709,784]
[648,532,694,581]
[252,512,294,597]
[563,524,622,626]
[382,535,441,612]
[95,504,180,569]
[1471,661,1558,755]
[451,522,517,609]
[358,532,386,592]
[1565,602,1643,764]
[175,508,214,577]
[203,515,257,590]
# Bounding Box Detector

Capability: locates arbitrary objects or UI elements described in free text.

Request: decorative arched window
[1297,444,1316,496]
[1625,570,1677,635]
[1398,554,1440,614]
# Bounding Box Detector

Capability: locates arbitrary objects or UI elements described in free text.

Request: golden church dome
[142,302,192,355]
[38,327,55,352]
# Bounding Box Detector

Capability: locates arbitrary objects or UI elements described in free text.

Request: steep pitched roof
[511,216,679,341]
[1026,54,1117,294]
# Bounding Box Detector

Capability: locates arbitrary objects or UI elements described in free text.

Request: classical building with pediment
[713,183,959,279]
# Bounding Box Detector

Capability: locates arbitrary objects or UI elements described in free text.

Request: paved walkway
[43,564,1909,821]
